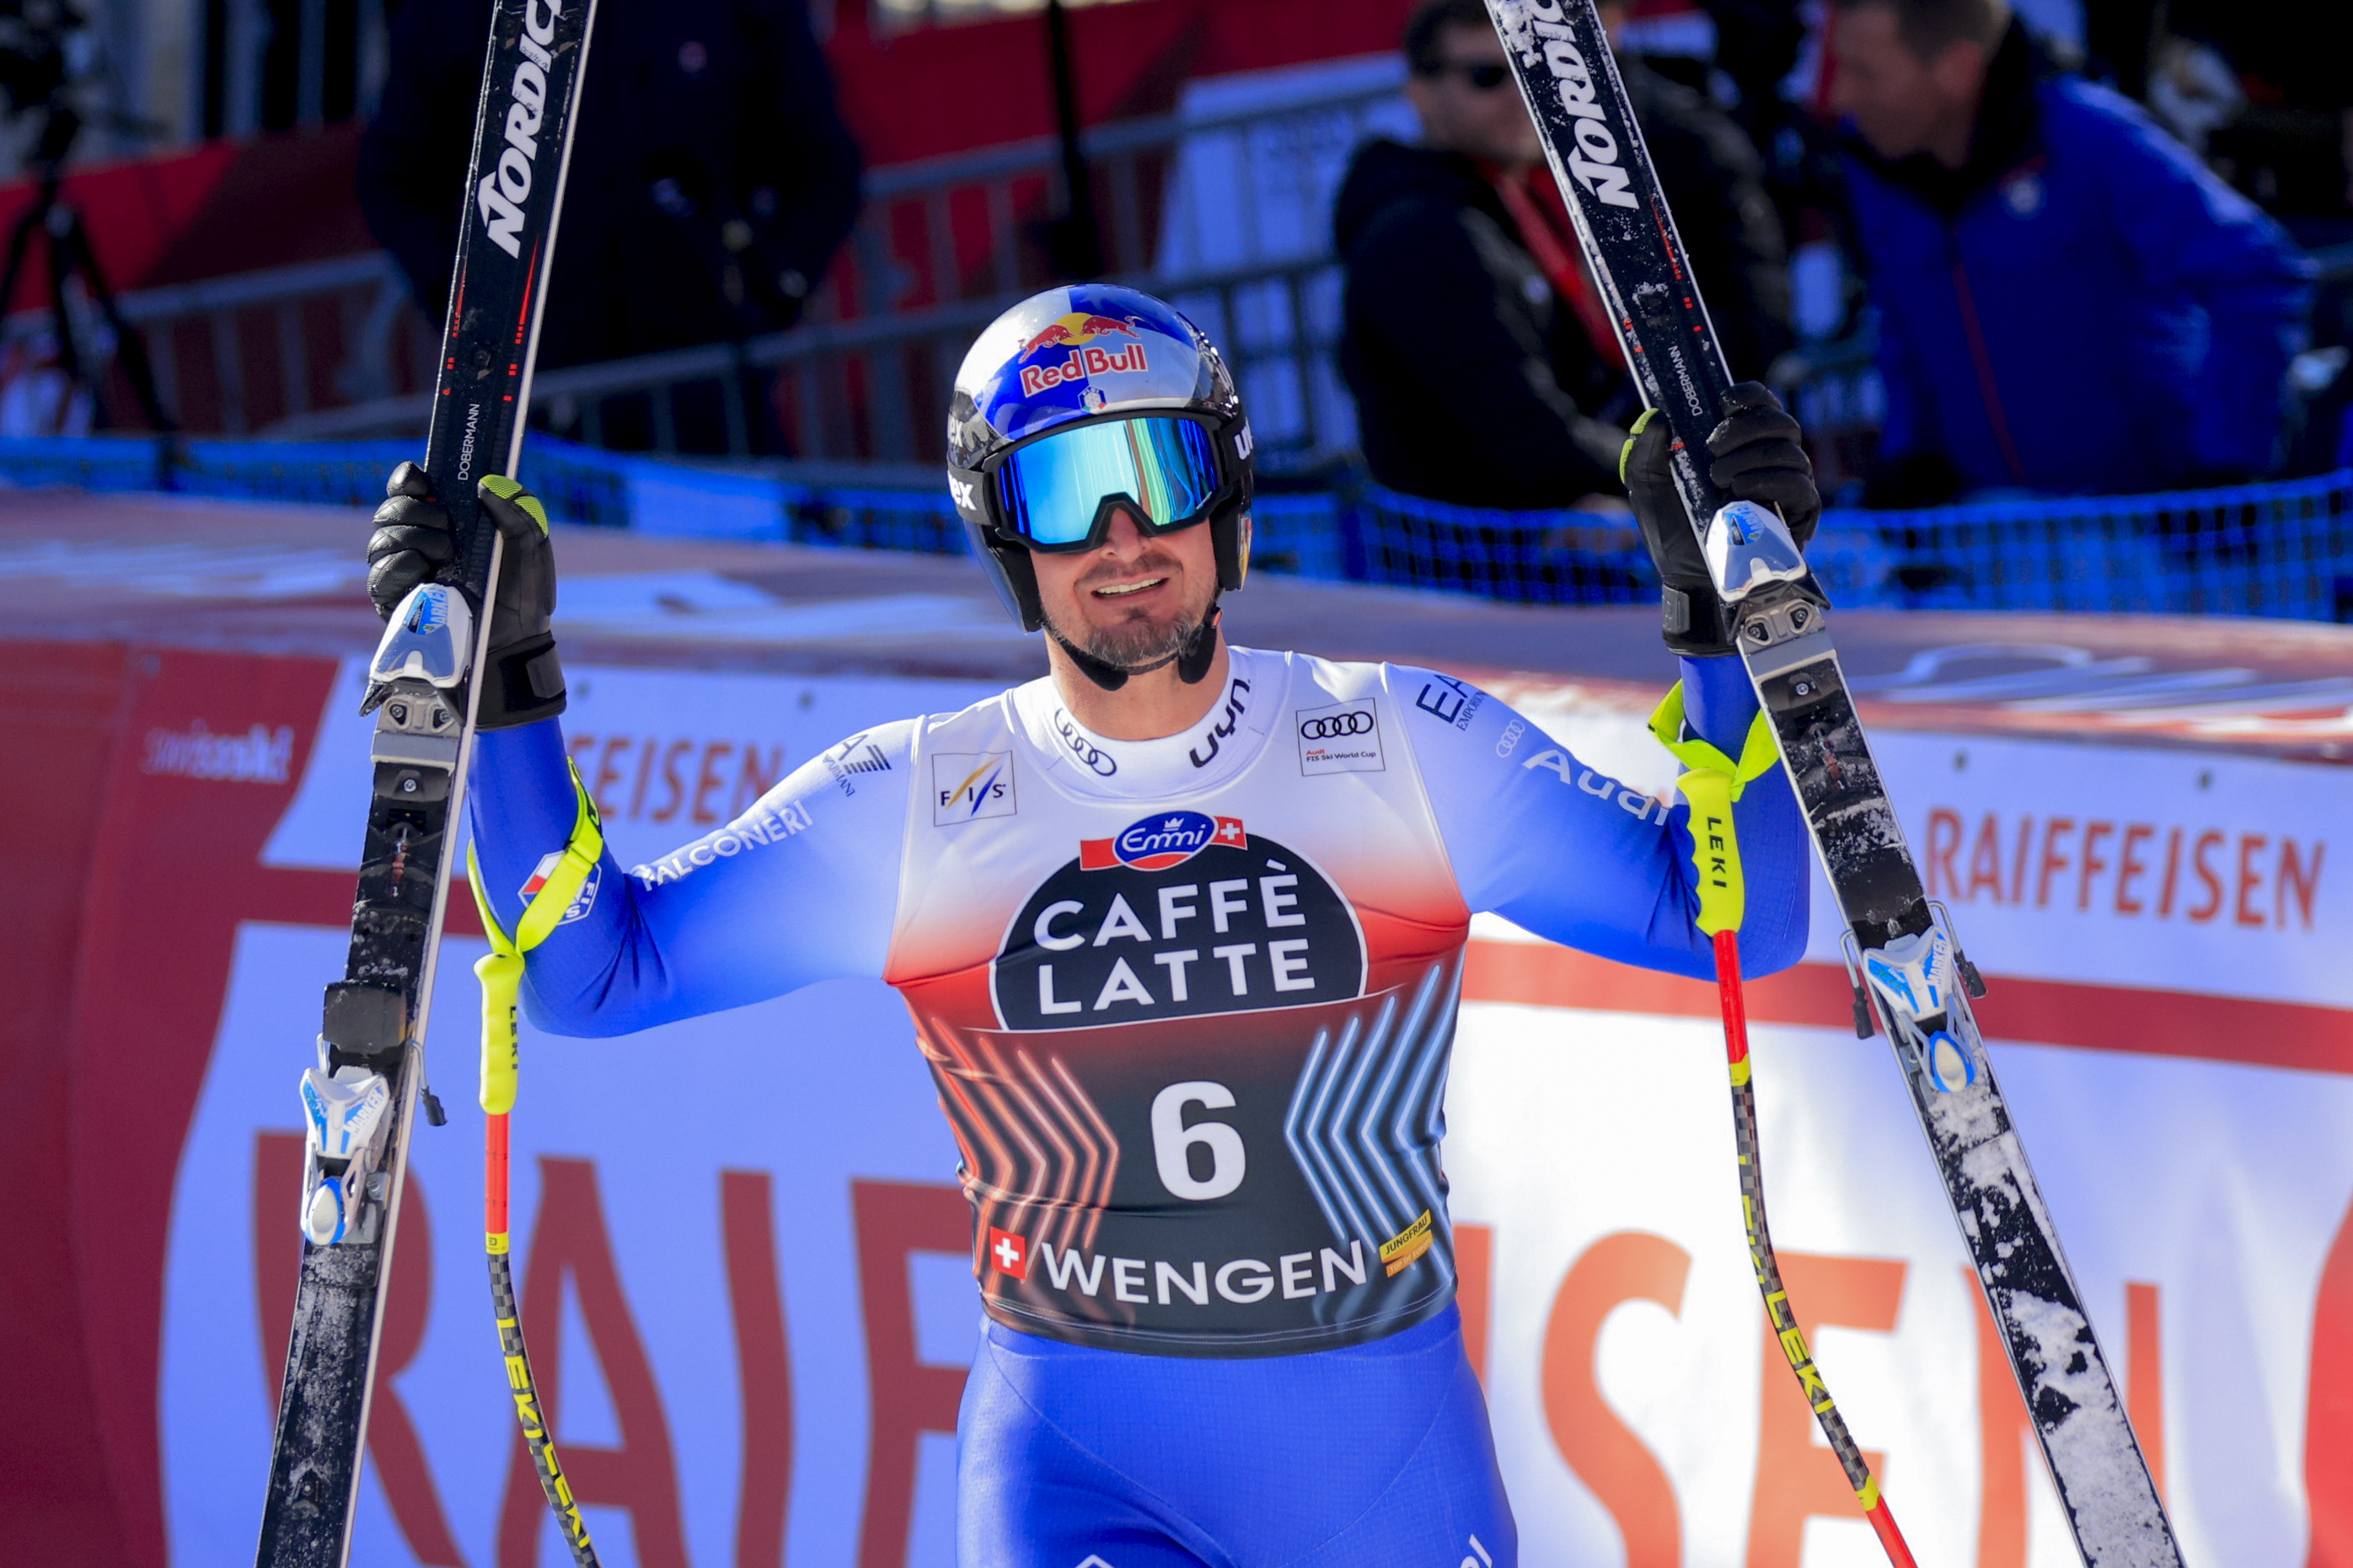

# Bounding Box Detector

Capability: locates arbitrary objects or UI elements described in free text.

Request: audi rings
[1298,710,1375,740]
[1053,713,1118,775]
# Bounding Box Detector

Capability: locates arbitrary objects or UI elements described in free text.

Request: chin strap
[1048,627,1136,691]
[1174,603,1221,683]
[1049,603,1223,692]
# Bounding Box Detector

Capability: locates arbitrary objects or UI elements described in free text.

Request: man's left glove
[1622,381,1820,657]
[366,463,565,729]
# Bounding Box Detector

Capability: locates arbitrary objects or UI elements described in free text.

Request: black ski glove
[365,463,565,729]
[1623,381,1820,657]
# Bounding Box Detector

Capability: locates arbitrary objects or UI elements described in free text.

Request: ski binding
[1844,915,1989,1094]
[299,1052,394,1246]
[1705,500,1809,602]
[367,581,473,700]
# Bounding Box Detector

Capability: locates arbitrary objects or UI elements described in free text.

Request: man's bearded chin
[1044,554,1207,674]
[1044,601,1204,675]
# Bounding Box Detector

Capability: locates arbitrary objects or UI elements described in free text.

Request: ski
[253,0,596,1561]
[1481,3,2182,1562]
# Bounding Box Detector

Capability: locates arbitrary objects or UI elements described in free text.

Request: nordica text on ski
[476,0,565,257]
[1514,3,1638,209]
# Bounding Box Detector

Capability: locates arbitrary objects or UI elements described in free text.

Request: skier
[367,283,1820,1563]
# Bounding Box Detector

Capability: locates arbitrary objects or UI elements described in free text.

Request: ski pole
[1652,686,1919,1568]
[469,764,606,1568]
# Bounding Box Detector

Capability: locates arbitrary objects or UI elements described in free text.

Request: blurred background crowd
[0,0,2347,576]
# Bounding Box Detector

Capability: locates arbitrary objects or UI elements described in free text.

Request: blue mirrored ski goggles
[992,415,1225,552]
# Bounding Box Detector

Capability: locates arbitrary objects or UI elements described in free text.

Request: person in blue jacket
[1825,0,2314,503]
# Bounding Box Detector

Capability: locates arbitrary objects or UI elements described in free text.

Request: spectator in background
[1829,0,2313,505]
[360,0,861,452]
[1333,0,1790,510]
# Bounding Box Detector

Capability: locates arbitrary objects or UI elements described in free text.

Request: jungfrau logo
[476,0,565,258]
[1510,1,1639,210]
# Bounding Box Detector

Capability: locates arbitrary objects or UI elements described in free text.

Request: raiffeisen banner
[154,655,2353,1568]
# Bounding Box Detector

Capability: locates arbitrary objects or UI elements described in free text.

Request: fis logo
[933,751,1016,825]
[477,0,567,256]
[1080,811,1246,872]
[1016,313,1152,398]
[518,851,600,925]
[1507,3,1640,210]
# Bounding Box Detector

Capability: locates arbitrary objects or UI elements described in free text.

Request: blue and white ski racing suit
[468,645,1809,1567]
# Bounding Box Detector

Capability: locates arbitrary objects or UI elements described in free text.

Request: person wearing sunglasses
[392,281,1820,1564]
[1336,0,1793,511]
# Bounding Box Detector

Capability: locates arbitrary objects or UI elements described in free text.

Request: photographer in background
[360,0,860,452]
[1830,0,2313,503]
[1334,0,1790,511]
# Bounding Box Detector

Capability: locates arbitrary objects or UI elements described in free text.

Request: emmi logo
[477,0,566,257]
[1512,3,1639,209]
[1080,811,1242,872]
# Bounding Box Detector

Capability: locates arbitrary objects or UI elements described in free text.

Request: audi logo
[1053,714,1118,775]
[1299,711,1375,740]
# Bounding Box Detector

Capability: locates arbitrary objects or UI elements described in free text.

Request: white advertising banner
[163,663,2353,1568]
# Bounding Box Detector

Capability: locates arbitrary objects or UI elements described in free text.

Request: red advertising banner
[7,500,2353,1567]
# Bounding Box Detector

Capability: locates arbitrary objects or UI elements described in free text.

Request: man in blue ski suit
[367,285,1819,1564]
[1828,0,2313,500]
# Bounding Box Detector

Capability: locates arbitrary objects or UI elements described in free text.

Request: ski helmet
[946,283,1255,639]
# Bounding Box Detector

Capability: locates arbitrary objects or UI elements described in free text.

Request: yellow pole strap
[469,760,605,1116]
[1648,681,1780,938]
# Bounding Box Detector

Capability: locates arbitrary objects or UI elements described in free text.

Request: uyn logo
[1514,3,1639,209]
[477,0,565,256]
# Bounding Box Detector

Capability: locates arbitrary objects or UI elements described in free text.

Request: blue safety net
[2,434,2345,619]
[1344,475,2353,622]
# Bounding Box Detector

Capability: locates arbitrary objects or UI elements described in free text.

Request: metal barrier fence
[8,436,2347,621]
[31,78,1411,474]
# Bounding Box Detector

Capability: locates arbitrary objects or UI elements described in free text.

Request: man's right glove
[1623,380,1820,657]
[365,463,566,729]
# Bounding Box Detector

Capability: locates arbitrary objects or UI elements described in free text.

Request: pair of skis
[254,0,599,1563]
[1481,2,2181,1564]
[251,0,2175,1561]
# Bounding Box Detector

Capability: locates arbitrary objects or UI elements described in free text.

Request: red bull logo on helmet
[1016,311,1151,397]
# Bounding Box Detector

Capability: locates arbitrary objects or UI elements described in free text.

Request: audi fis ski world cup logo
[1296,698,1385,776]
[1080,811,1242,872]
[476,0,570,257]
[1501,1,1639,210]
[1016,312,1151,397]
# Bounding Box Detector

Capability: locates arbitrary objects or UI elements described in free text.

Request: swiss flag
[987,1226,1028,1280]
[1213,816,1246,847]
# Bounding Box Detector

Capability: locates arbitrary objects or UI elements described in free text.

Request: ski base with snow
[1482,2,2182,1560]
[252,0,595,1560]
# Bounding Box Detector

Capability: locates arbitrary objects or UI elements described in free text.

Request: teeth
[1093,578,1162,597]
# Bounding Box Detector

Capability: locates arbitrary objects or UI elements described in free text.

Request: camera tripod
[0,99,174,437]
